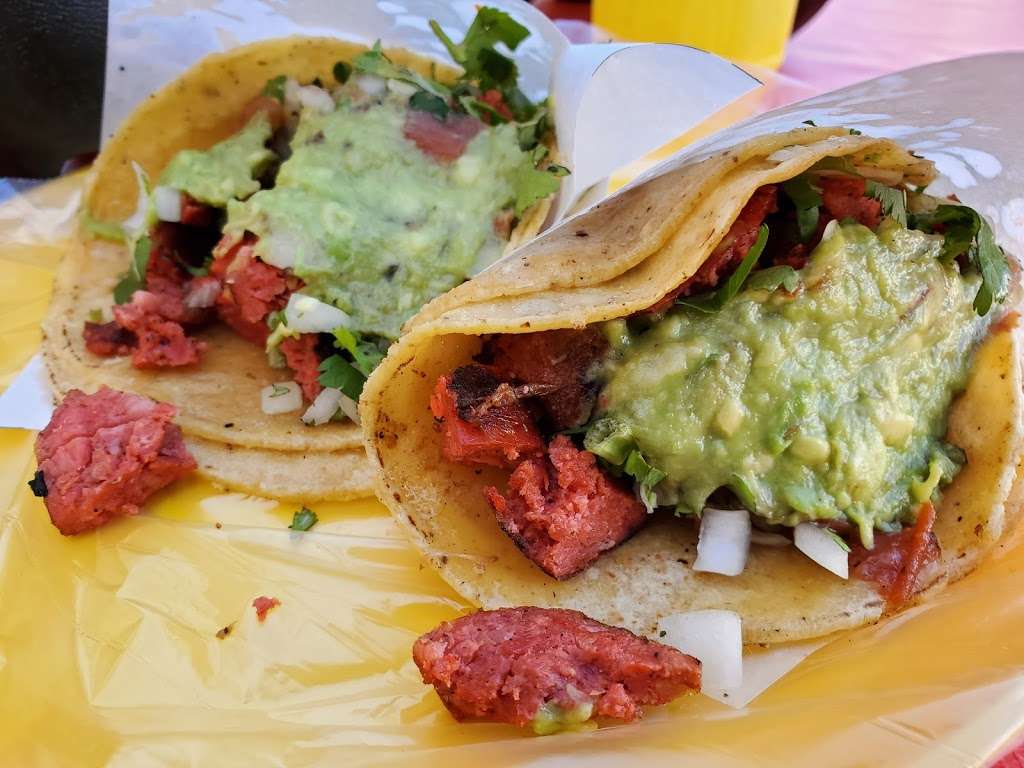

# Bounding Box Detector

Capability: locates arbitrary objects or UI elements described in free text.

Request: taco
[42,7,562,501]
[362,125,1024,644]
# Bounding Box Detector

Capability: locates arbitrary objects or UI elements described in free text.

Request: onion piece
[387,79,417,98]
[658,610,743,691]
[153,186,182,222]
[302,387,343,425]
[260,381,302,415]
[283,77,302,113]
[693,508,751,576]
[284,292,350,333]
[183,278,221,309]
[297,84,335,114]
[794,522,849,578]
[123,161,152,238]
[338,393,361,425]
[750,529,791,548]
[354,74,386,96]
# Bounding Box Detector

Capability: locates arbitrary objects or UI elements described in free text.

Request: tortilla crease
[362,127,1024,644]
[42,36,551,497]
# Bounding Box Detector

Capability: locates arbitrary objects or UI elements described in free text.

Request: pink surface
[783,0,1024,91]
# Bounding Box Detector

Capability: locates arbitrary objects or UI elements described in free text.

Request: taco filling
[82,6,563,426]
[428,156,1011,609]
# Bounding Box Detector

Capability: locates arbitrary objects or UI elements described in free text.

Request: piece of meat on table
[430,364,545,468]
[485,434,647,579]
[413,607,701,731]
[485,328,608,431]
[32,387,196,535]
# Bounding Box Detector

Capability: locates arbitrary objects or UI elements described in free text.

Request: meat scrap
[819,175,882,230]
[430,365,545,468]
[252,596,281,623]
[413,607,701,730]
[210,235,295,346]
[485,327,609,431]
[83,321,136,357]
[403,109,484,163]
[849,502,939,612]
[32,387,196,535]
[113,295,207,368]
[647,185,778,314]
[484,435,647,579]
[279,334,323,402]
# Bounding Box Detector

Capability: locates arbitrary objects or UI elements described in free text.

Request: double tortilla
[362,126,1024,644]
[42,37,551,501]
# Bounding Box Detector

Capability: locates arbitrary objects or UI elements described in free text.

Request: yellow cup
[592,0,799,70]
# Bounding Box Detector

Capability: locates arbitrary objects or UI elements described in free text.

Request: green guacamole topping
[159,112,275,206]
[593,220,990,540]
[224,92,539,340]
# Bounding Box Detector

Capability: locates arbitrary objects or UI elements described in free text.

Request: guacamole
[595,220,990,542]
[159,112,275,206]
[223,92,538,340]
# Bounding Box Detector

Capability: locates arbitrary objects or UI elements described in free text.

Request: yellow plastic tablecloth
[3,174,1024,768]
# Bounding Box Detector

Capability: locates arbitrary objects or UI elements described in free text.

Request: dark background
[0,0,826,179]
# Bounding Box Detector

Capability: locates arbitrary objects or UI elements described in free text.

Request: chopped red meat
[486,328,609,430]
[113,295,206,368]
[211,236,295,346]
[83,321,136,357]
[404,109,484,163]
[32,387,196,535]
[430,365,545,467]
[850,502,939,612]
[413,607,701,728]
[252,596,281,623]
[484,435,647,579]
[143,227,214,326]
[179,193,215,227]
[647,185,778,314]
[819,176,882,229]
[479,89,514,122]
[279,334,323,402]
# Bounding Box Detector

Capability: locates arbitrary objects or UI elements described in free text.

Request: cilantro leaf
[865,181,907,228]
[332,61,352,84]
[332,328,386,377]
[317,354,366,400]
[514,163,564,216]
[409,90,450,120]
[289,506,318,531]
[974,215,1009,316]
[677,224,770,313]
[353,42,450,100]
[624,449,667,514]
[584,417,634,464]
[262,74,287,103]
[782,176,822,241]
[746,265,799,293]
[113,235,152,304]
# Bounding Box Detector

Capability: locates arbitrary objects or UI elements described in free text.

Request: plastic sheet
[4,23,1024,768]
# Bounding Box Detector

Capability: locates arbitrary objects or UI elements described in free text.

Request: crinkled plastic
[4,27,1024,768]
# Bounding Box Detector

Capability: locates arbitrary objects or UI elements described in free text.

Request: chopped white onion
[283,77,302,113]
[302,387,343,425]
[794,522,849,579]
[297,84,335,114]
[354,73,386,96]
[153,185,182,222]
[183,278,221,309]
[338,393,361,425]
[749,529,791,548]
[123,160,151,237]
[659,610,743,691]
[260,381,302,415]
[386,79,417,98]
[693,508,751,576]
[283,292,350,333]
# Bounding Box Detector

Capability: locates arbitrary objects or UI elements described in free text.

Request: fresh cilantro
[677,224,770,313]
[409,90,449,120]
[317,354,366,400]
[584,417,634,464]
[262,74,287,103]
[87,308,104,323]
[113,235,152,304]
[289,506,318,531]
[746,265,799,293]
[269,383,291,398]
[429,7,536,121]
[333,61,352,84]
[458,94,506,124]
[782,175,822,241]
[825,528,852,553]
[80,210,127,243]
[802,119,817,126]
[516,107,550,150]
[909,204,1009,315]
[849,128,862,135]
[624,449,667,514]
[332,328,386,377]
[353,42,450,100]
[514,163,565,216]
[865,181,907,228]
[266,310,286,330]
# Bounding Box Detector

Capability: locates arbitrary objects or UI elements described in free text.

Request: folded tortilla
[361,126,1024,643]
[42,37,550,501]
